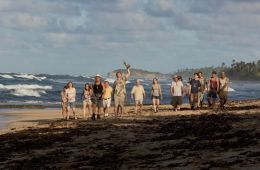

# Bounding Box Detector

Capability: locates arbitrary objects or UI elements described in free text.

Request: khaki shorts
[103,98,111,108]
[135,100,143,105]
[114,95,125,106]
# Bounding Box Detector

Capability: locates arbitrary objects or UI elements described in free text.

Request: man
[92,74,104,120]
[207,71,219,108]
[170,75,184,111]
[131,80,146,114]
[189,73,201,110]
[102,81,113,117]
[219,71,229,109]
[198,71,206,108]
[113,63,131,117]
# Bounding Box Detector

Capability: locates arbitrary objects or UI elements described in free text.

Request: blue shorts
[207,90,218,99]
[68,102,76,108]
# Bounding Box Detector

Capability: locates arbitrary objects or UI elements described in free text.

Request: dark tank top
[93,83,103,96]
[210,79,218,90]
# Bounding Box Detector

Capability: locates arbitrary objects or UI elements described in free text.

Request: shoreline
[0,99,259,135]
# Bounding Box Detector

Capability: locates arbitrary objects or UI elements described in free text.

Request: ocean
[0,72,259,107]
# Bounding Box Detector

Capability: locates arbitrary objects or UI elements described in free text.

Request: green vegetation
[174,60,260,81]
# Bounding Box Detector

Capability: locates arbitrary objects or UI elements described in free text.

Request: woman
[61,85,68,119]
[66,81,77,120]
[82,83,93,119]
[151,78,162,113]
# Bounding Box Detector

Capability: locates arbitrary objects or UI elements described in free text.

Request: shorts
[135,99,143,105]
[103,98,111,108]
[68,101,76,109]
[114,95,125,106]
[207,90,218,99]
[83,99,92,106]
[91,96,103,108]
[219,91,228,101]
[152,96,160,100]
[171,96,183,106]
[190,93,198,106]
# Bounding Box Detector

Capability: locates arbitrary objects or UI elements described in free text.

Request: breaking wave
[0,84,52,97]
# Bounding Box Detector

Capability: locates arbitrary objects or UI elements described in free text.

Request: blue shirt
[190,79,201,93]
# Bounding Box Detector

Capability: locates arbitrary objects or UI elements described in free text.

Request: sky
[0,0,259,75]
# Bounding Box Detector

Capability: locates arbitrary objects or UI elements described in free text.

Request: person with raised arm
[113,61,131,117]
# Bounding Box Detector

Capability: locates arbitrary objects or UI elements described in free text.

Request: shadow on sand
[0,107,260,169]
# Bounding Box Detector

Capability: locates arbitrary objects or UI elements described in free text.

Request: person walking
[61,85,68,119]
[82,83,93,119]
[131,80,146,114]
[102,81,113,117]
[113,62,131,117]
[92,74,104,120]
[189,73,201,110]
[198,71,206,108]
[66,81,77,120]
[151,78,162,113]
[219,71,229,109]
[170,75,184,112]
[207,71,219,108]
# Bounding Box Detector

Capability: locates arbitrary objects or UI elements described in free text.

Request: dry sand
[0,99,259,169]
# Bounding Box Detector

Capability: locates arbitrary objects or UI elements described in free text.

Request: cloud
[0,13,48,30]
[0,0,260,74]
[144,0,176,17]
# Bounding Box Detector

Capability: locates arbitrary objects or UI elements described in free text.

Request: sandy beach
[0,99,259,169]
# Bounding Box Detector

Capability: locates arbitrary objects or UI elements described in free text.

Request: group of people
[171,71,229,112]
[61,65,131,120]
[61,65,229,120]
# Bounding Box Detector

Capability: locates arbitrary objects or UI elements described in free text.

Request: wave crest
[0,84,52,97]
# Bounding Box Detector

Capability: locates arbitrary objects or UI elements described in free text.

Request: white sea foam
[0,84,52,97]
[0,74,14,79]
[14,73,47,81]
[228,87,235,92]
[105,78,116,84]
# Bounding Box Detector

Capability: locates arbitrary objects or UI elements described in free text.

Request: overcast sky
[0,0,259,75]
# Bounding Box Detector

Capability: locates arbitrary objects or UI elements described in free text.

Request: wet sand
[0,99,259,169]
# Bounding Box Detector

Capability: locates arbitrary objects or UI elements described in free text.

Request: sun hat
[95,74,102,78]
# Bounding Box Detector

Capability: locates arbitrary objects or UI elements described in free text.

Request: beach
[0,99,259,169]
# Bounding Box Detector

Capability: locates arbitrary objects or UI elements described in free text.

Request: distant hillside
[107,68,170,80]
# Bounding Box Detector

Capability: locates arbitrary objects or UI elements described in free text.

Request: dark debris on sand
[0,112,260,170]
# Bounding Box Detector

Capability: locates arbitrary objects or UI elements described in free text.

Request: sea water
[0,72,259,106]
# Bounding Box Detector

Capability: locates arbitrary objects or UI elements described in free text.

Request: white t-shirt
[131,85,145,101]
[171,81,183,96]
[66,88,76,102]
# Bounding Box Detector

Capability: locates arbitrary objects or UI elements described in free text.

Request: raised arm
[125,68,131,81]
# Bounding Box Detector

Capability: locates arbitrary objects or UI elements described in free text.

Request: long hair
[153,78,158,85]
[67,81,74,88]
[84,83,92,91]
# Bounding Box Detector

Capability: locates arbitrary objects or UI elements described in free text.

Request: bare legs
[83,101,92,119]
[61,102,68,119]
[152,98,160,113]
